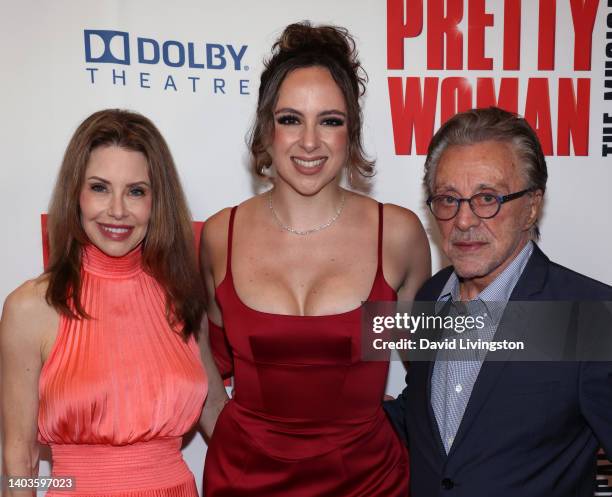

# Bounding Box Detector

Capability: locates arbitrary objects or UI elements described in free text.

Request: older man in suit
[384,107,612,497]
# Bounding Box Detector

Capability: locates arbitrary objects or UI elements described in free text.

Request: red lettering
[387,0,424,69]
[468,0,494,69]
[569,0,599,70]
[538,0,556,70]
[524,78,553,154]
[557,78,590,155]
[388,77,438,155]
[427,0,463,69]
[476,78,519,113]
[441,77,473,123]
[503,0,521,70]
[387,76,588,157]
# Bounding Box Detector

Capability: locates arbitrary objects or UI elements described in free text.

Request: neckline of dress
[216,265,396,319]
[81,244,144,279]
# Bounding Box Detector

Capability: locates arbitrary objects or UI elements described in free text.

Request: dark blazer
[384,244,612,497]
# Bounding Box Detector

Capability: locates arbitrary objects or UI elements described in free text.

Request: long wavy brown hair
[45,109,204,338]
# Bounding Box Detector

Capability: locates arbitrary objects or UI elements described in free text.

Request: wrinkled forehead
[433,141,524,193]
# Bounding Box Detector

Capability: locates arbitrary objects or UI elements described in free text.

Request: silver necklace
[268,190,346,236]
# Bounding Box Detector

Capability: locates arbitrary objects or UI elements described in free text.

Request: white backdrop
[1,1,611,494]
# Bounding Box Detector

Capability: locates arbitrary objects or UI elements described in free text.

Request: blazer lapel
[506,243,549,301]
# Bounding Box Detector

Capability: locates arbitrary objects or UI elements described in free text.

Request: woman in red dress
[200,22,431,496]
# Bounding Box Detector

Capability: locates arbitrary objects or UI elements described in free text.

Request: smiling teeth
[294,158,325,168]
[103,226,129,234]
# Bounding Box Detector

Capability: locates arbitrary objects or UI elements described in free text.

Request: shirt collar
[436,241,534,322]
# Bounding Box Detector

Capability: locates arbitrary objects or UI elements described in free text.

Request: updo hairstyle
[249,21,373,183]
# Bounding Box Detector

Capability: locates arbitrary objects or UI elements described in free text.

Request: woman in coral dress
[1,110,207,497]
[199,23,431,496]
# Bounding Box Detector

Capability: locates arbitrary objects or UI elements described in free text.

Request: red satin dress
[38,244,207,497]
[203,203,409,496]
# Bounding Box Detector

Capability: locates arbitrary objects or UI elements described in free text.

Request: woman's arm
[198,210,232,438]
[383,204,431,301]
[380,205,430,439]
[197,320,229,439]
[1,280,54,497]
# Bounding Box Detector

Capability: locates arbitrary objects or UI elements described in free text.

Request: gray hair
[423,107,547,238]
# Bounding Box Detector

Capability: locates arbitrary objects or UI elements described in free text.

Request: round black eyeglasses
[426,188,534,221]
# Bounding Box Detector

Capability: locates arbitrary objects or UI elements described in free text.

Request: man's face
[432,140,542,295]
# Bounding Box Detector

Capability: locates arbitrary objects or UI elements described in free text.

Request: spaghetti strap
[226,206,238,274]
[377,202,384,272]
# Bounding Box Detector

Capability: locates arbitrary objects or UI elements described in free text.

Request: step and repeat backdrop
[1,0,611,494]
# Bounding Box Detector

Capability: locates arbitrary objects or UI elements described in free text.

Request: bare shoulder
[345,191,381,224]
[382,203,428,245]
[201,207,233,255]
[3,276,50,317]
[381,203,431,290]
[200,208,233,288]
[201,195,262,247]
[1,276,56,349]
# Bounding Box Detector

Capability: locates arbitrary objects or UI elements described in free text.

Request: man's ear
[524,189,544,230]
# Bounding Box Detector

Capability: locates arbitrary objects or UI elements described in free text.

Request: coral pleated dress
[203,204,409,496]
[38,245,207,497]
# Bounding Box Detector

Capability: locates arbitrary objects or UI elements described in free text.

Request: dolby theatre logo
[83,29,250,95]
[85,30,130,64]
